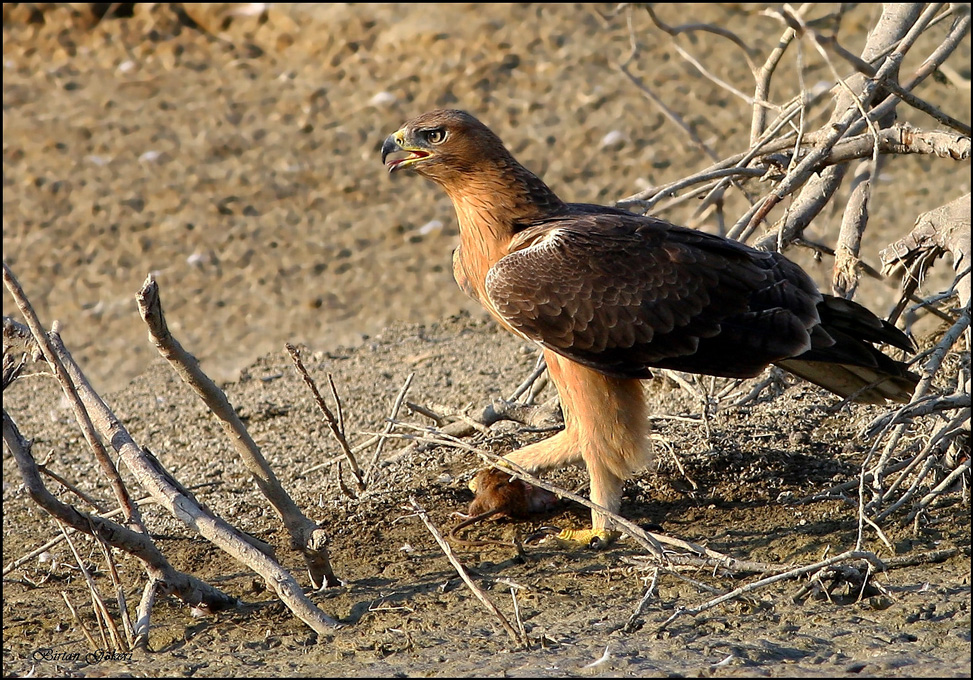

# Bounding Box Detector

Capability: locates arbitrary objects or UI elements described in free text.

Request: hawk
[382,109,917,548]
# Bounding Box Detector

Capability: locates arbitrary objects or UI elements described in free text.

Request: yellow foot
[553,528,620,550]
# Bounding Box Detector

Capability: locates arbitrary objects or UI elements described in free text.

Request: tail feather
[775,294,918,403]
[776,358,917,404]
[815,295,915,352]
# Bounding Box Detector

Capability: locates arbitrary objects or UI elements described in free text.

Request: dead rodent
[449,468,558,548]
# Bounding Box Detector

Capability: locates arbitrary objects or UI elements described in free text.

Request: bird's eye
[424,128,446,145]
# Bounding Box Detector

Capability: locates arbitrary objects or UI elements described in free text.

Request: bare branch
[656,550,886,632]
[42,307,341,632]
[832,159,873,299]
[846,7,970,140]
[286,343,364,490]
[366,371,415,484]
[750,12,800,145]
[643,4,759,70]
[138,276,339,590]
[3,262,145,532]
[881,193,972,314]
[2,409,237,615]
[746,4,933,250]
[408,498,527,648]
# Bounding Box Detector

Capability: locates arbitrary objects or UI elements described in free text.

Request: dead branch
[3,263,145,532]
[618,167,767,213]
[792,238,955,324]
[774,5,882,79]
[137,276,338,590]
[865,393,971,439]
[54,325,341,632]
[905,457,971,523]
[37,461,109,514]
[618,7,718,163]
[824,127,970,165]
[507,353,547,402]
[61,591,99,652]
[3,485,218,577]
[750,21,798,145]
[849,7,971,143]
[285,343,364,492]
[390,391,563,463]
[58,522,126,652]
[913,310,968,404]
[882,193,972,319]
[750,127,969,250]
[3,267,343,634]
[622,566,660,634]
[365,371,415,484]
[643,4,758,68]
[2,409,237,614]
[849,304,970,533]
[873,410,968,521]
[832,159,873,299]
[92,524,137,649]
[619,124,968,222]
[408,498,527,649]
[670,39,763,107]
[887,79,971,137]
[655,550,886,632]
[745,4,940,251]
[133,579,160,651]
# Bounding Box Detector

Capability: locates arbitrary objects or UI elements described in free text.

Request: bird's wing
[485,210,823,379]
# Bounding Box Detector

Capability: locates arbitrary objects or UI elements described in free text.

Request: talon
[553,528,621,549]
[524,526,560,544]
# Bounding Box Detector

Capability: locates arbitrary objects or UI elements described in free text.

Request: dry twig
[407,498,527,649]
[5,267,339,637]
[286,343,364,493]
[365,372,415,484]
[655,550,885,632]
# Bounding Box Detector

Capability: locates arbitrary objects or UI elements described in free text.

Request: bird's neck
[443,160,564,297]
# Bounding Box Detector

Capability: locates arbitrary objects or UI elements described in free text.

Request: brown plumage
[382,109,917,547]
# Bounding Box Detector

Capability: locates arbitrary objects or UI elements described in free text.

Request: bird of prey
[382,109,917,548]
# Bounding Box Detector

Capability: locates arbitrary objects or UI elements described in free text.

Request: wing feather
[485,209,823,379]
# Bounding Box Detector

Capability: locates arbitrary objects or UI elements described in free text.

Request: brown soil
[3,4,970,678]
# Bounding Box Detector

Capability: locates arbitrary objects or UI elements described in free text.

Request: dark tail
[775,295,919,404]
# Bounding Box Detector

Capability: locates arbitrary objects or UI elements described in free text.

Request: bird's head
[381,109,511,184]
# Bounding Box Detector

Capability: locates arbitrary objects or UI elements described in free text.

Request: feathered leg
[471,350,652,548]
[506,350,653,547]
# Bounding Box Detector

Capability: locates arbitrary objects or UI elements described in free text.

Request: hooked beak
[382,130,431,173]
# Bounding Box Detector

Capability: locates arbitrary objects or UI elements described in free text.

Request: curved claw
[554,528,621,550]
[524,526,560,545]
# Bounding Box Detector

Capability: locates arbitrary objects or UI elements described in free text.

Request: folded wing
[485,209,824,380]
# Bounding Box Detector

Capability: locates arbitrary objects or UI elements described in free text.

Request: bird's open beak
[382,130,431,173]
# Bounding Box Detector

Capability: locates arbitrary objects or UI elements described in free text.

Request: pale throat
[438,158,560,310]
[454,197,512,259]
[443,181,526,300]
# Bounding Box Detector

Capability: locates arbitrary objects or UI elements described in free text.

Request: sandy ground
[3,314,971,677]
[3,3,971,678]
